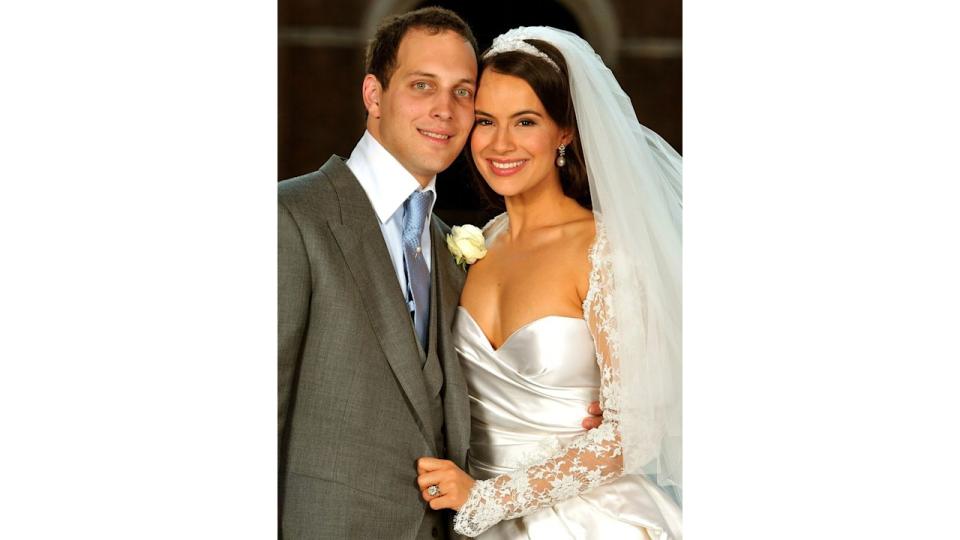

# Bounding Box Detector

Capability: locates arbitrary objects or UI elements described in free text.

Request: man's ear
[362,74,383,119]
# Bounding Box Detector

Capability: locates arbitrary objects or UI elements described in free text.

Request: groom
[279,7,602,539]
[278,8,480,539]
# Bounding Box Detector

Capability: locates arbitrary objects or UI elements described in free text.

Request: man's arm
[278,203,311,467]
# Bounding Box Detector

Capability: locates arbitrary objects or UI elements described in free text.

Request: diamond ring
[427,485,441,497]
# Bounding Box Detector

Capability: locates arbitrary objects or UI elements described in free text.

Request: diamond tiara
[482,34,561,73]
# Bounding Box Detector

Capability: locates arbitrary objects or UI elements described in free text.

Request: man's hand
[582,401,604,429]
[417,457,476,511]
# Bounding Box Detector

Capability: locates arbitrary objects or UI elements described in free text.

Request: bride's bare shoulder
[559,212,597,301]
[561,210,597,249]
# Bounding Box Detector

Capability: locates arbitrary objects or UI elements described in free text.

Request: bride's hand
[416,457,476,511]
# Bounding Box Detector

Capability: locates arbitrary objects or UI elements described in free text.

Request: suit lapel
[431,222,464,337]
[321,158,434,445]
[431,222,471,465]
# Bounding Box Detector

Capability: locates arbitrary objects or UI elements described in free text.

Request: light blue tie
[402,190,433,353]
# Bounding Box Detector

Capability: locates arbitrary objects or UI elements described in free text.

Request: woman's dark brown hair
[466,39,592,211]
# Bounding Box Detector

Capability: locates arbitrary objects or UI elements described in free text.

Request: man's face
[365,28,477,185]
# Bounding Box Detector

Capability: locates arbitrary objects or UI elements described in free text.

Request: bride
[416,27,682,539]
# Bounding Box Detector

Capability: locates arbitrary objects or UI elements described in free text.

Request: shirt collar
[346,131,437,224]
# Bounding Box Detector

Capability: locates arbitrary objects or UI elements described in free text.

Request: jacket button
[431,526,439,537]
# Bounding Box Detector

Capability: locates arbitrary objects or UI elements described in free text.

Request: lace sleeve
[453,224,624,537]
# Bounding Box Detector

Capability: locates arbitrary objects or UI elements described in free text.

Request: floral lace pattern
[454,218,625,537]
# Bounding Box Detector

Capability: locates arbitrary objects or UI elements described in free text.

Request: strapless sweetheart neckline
[456,306,588,353]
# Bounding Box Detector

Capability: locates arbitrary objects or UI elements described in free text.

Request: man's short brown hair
[365,7,479,89]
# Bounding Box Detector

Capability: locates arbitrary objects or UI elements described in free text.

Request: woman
[417,27,682,538]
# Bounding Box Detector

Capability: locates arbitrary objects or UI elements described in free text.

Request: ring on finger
[427,485,441,497]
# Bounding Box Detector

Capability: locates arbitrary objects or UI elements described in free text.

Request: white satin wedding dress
[451,214,682,539]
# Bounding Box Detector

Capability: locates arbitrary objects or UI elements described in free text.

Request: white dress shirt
[346,130,437,296]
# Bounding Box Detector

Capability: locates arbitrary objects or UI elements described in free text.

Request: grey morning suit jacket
[278,156,470,539]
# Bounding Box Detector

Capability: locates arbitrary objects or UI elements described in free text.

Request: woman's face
[470,70,570,199]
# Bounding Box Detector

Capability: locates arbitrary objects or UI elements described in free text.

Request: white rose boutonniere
[446,224,487,269]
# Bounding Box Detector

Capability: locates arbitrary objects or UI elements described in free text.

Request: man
[279,9,477,539]
[278,7,601,539]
